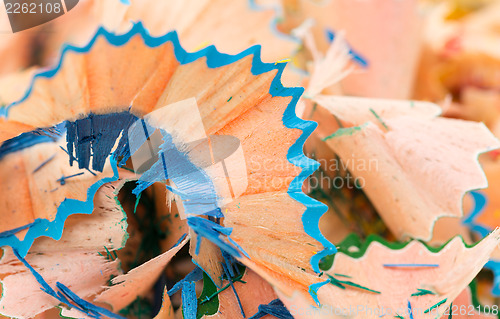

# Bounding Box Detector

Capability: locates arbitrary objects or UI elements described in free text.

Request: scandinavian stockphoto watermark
[289,303,499,318]
[289,304,428,317]
[245,156,378,191]
[305,157,378,191]
[126,98,377,219]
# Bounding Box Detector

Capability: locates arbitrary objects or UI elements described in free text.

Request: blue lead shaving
[188,217,248,258]
[56,282,125,319]
[125,116,247,261]
[168,266,204,296]
[66,112,137,172]
[222,251,235,278]
[130,129,222,219]
[181,281,198,319]
[222,250,240,278]
[249,299,293,319]
[13,250,125,319]
[222,260,246,318]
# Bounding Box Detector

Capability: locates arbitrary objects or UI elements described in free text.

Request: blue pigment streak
[0,122,65,160]
[326,29,368,67]
[408,300,414,319]
[32,154,55,173]
[0,23,334,302]
[0,130,54,161]
[57,172,85,185]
